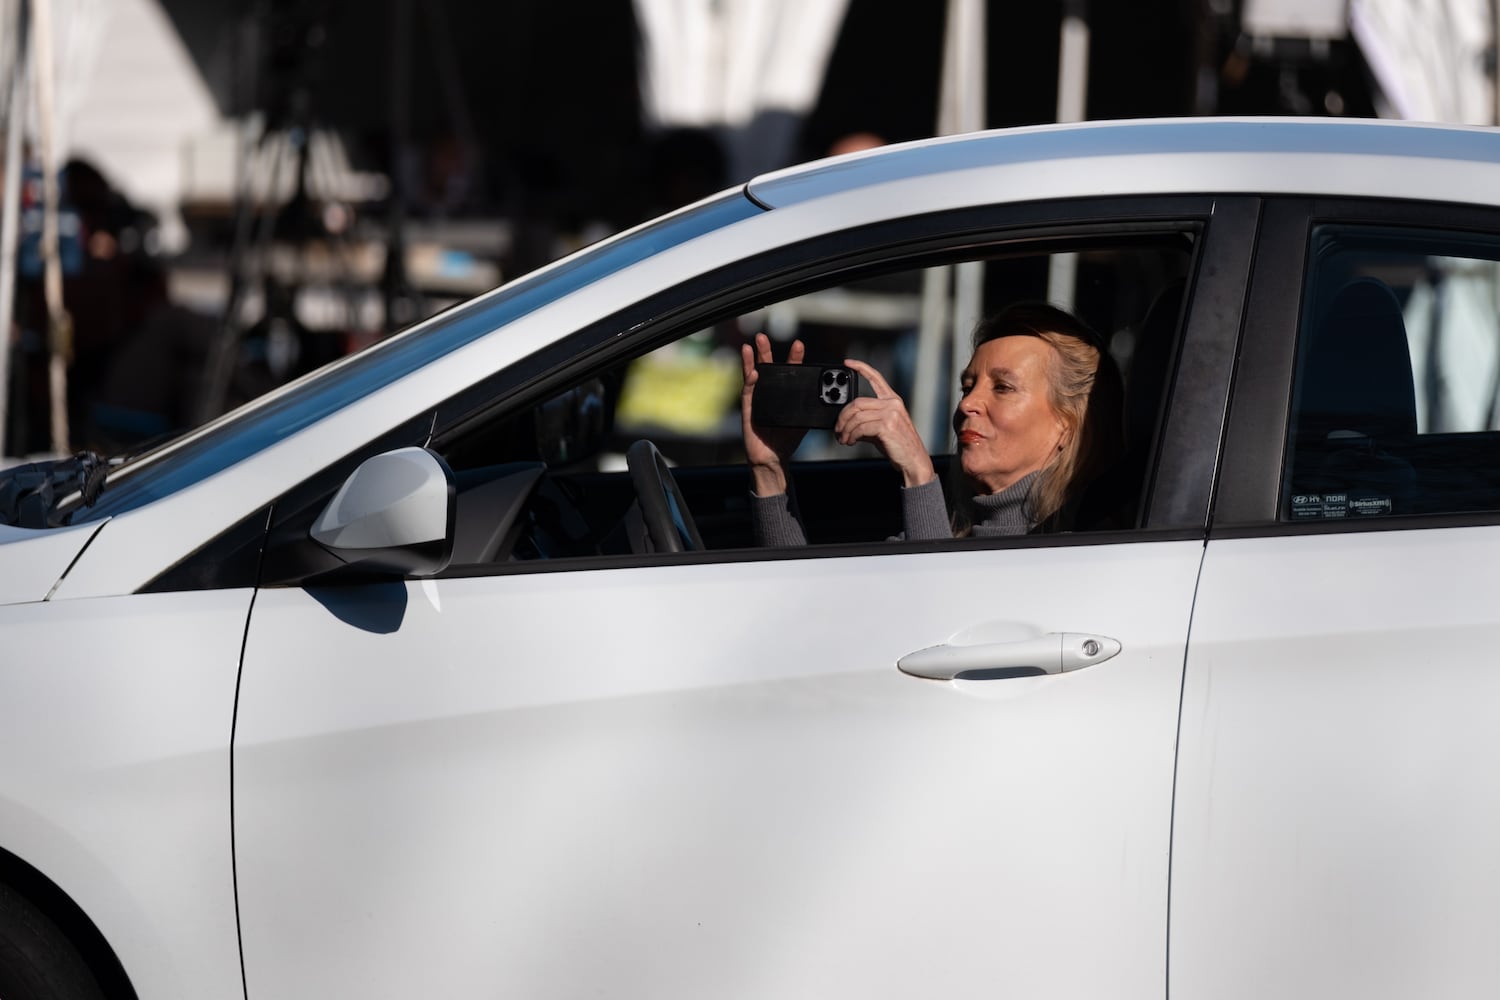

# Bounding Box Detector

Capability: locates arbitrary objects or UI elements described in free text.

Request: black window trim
[431,527,1209,582]
[1213,195,1500,535]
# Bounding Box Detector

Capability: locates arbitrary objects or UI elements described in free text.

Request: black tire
[0,882,105,1000]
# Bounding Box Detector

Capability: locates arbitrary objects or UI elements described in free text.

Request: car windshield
[71,191,762,523]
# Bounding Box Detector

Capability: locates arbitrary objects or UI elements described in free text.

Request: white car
[4,116,1500,1000]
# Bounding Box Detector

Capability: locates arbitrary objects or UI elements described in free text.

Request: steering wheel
[625,439,704,553]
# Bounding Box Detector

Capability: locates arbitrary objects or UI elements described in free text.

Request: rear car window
[1284,225,1500,521]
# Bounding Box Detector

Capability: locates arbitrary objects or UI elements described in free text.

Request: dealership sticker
[1290,493,1325,519]
[1348,496,1392,516]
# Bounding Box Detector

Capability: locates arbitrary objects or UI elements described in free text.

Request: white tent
[1349,0,1495,124]
[35,0,219,248]
[632,0,852,180]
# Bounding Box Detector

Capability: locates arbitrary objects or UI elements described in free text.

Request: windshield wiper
[0,452,109,528]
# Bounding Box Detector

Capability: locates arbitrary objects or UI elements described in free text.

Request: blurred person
[8,158,152,454]
[89,256,214,454]
[826,131,885,157]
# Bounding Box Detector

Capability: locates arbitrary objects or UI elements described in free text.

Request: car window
[1285,225,1500,521]
[436,234,1193,566]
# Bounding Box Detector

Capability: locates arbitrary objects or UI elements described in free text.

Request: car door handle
[897,632,1122,680]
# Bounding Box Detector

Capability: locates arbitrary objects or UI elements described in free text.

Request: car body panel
[0,590,249,999]
[1172,526,1500,998]
[235,541,1202,999]
[0,520,105,605]
[750,118,1500,210]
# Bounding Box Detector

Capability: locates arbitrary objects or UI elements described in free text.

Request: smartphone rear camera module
[820,368,851,405]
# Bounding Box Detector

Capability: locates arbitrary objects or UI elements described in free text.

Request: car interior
[426,236,1196,567]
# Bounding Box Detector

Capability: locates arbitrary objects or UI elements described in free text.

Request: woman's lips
[957,430,983,444]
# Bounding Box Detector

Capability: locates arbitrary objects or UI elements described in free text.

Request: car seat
[1073,279,1183,529]
[1288,276,1418,519]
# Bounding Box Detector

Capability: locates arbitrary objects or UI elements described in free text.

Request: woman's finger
[844,358,896,399]
[836,395,905,429]
[833,396,878,434]
[752,334,806,366]
[837,407,900,445]
[755,332,774,365]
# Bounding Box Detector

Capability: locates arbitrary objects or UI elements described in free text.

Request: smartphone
[751,363,863,429]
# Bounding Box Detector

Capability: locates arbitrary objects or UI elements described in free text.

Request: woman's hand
[837,359,936,489]
[740,333,807,496]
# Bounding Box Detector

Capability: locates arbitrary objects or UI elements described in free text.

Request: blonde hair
[952,303,1123,534]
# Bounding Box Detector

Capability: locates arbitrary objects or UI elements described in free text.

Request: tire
[0,882,105,1000]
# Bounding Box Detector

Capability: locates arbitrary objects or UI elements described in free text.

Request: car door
[1172,199,1500,997]
[232,198,1254,999]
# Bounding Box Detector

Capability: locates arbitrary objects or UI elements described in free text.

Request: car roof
[746,117,1500,210]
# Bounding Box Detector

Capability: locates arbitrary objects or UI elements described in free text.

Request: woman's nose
[952,394,978,432]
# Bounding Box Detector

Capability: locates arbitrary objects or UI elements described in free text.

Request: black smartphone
[751,363,863,429]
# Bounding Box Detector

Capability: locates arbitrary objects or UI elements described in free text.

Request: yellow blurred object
[615,347,741,436]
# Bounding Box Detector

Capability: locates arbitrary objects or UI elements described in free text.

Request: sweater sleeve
[749,491,808,547]
[899,478,952,540]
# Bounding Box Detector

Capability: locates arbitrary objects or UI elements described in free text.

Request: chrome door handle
[897,632,1122,680]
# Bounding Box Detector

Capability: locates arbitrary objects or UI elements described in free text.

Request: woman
[742,302,1122,543]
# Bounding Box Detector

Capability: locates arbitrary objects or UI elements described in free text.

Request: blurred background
[0,0,1492,460]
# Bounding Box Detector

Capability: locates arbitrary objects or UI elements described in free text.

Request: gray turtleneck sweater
[750,471,1039,546]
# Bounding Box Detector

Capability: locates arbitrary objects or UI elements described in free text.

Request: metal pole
[0,0,28,457]
[383,0,414,333]
[913,0,987,450]
[1493,0,1499,126]
[948,0,987,416]
[31,0,68,454]
[1047,0,1090,312]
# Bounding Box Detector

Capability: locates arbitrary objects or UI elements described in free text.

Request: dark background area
[155,0,1375,231]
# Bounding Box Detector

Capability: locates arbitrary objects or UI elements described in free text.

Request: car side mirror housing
[311,447,456,577]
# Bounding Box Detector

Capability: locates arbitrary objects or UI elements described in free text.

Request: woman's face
[954,335,1067,494]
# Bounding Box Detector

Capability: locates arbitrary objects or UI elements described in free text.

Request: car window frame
[1214,195,1500,536]
[414,195,1255,580]
[145,194,1258,592]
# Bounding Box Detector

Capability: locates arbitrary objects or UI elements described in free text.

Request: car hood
[0,520,107,605]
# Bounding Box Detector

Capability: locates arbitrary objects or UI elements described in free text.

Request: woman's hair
[952,302,1124,533]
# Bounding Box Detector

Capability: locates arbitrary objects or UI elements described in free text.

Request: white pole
[0,0,25,456]
[913,0,987,450]
[31,0,68,454]
[911,265,951,448]
[1493,0,1500,126]
[948,0,986,428]
[1047,0,1090,312]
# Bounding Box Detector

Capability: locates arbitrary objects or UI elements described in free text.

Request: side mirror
[311,447,456,577]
